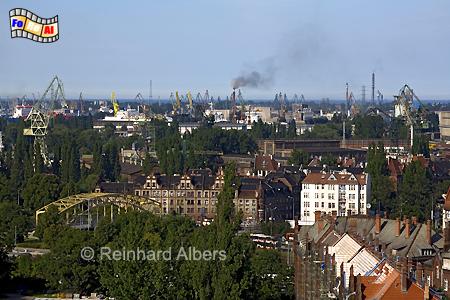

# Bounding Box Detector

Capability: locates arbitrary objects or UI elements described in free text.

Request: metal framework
[35,192,161,225]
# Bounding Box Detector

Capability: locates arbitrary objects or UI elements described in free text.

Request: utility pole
[345,83,349,117]
[371,72,375,106]
[361,85,366,104]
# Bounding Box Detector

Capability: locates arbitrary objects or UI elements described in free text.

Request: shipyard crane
[204,90,210,104]
[175,91,182,113]
[394,84,429,150]
[169,92,176,113]
[78,92,83,115]
[111,92,119,116]
[135,93,147,114]
[186,92,193,112]
[377,90,384,106]
[23,75,67,165]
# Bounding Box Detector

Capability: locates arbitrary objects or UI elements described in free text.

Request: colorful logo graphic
[9,8,59,43]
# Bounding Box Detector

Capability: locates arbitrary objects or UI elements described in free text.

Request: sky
[1,0,450,100]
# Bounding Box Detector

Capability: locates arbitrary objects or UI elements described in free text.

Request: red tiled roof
[412,155,430,168]
[255,155,278,172]
[361,268,436,300]
[388,158,403,177]
[302,172,367,185]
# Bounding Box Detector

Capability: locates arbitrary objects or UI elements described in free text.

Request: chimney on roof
[395,218,401,237]
[315,210,322,222]
[315,211,324,232]
[405,218,410,239]
[339,262,345,299]
[375,214,381,234]
[445,222,450,252]
[349,265,355,294]
[412,216,418,225]
[400,258,408,293]
[424,282,430,300]
[426,220,432,245]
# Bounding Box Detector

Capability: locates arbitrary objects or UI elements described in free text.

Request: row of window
[303,184,366,191]
[137,190,219,198]
[163,199,217,206]
[303,193,365,200]
[162,207,217,214]
[145,181,224,190]
[304,202,365,209]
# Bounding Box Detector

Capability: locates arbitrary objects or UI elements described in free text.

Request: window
[349,203,355,209]
[436,266,440,280]
[303,184,310,189]
[304,202,310,208]
[315,184,320,189]
[444,279,448,292]
[321,193,324,199]
[361,185,365,190]
[152,182,156,188]
[349,185,355,191]
[321,202,324,208]
[315,193,319,199]
[361,194,365,199]
[360,203,365,208]
[328,203,332,209]
[303,192,309,199]
[315,202,319,208]
[321,184,325,190]
[331,203,335,209]
[427,275,431,287]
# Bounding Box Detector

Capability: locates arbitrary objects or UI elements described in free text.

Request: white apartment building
[300,170,371,224]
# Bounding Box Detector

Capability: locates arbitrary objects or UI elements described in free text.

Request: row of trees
[0,116,128,246]
[2,164,293,299]
[366,142,440,221]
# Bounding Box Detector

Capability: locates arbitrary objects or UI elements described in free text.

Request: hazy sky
[1,0,450,100]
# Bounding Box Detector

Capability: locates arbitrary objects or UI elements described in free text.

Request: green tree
[288,149,309,166]
[97,212,196,299]
[35,204,63,239]
[22,174,60,211]
[33,225,98,294]
[366,143,393,211]
[251,249,294,299]
[184,163,255,299]
[0,202,31,246]
[396,160,432,221]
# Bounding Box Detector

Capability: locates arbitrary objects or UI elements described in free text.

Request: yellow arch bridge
[35,193,161,228]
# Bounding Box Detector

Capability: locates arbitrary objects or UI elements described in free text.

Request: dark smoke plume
[231,71,272,89]
[231,58,276,90]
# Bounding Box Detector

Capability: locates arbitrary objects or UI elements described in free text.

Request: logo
[9,8,59,43]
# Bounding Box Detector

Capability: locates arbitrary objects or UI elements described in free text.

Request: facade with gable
[300,169,370,224]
